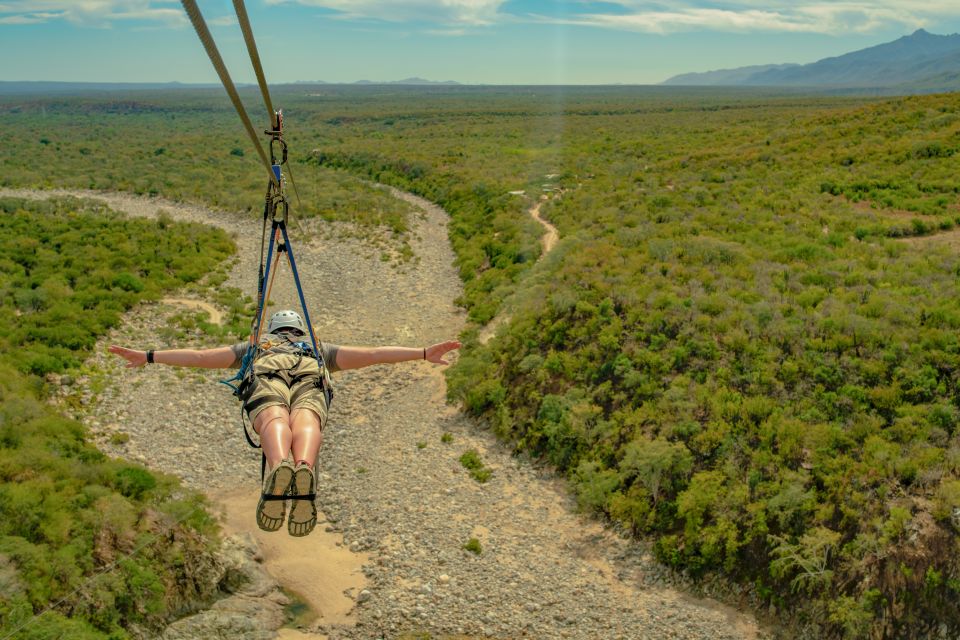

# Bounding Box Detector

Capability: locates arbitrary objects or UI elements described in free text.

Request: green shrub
[113,466,157,500]
[463,538,482,555]
[459,449,492,483]
[0,197,231,637]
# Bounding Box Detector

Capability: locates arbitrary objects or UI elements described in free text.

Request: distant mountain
[353,77,460,86]
[0,81,223,95]
[662,29,960,92]
[664,64,799,86]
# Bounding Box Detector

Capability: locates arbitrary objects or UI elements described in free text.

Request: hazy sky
[3,1,960,84]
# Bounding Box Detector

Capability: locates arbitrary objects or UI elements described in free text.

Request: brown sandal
[256,460,295,532]
[287,462,317,537]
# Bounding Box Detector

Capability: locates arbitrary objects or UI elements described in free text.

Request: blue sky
[3,1,960,84]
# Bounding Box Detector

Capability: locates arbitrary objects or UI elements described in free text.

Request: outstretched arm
[108,345,236,369]
[334,340,460,371]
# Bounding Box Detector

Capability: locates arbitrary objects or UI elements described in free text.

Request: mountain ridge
[662,29,960,92]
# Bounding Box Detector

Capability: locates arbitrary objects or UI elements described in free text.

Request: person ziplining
[110,0,460,537]
[110,319,459,537]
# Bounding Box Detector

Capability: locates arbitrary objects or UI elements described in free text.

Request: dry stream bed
[2,187,765,640]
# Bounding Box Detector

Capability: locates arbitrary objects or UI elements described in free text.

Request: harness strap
[289,376,324,408]
[240,404,259,449]
[243,392,285,417]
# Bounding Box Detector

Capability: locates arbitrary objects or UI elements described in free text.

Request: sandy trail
[161,297,224,324]
[530,195,559,254]
[478,195,558,346]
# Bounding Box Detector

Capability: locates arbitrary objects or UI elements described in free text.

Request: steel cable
[180,0,278,188]
[233,0,276,127]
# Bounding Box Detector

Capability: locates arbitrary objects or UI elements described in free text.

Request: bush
[463,537,483,555]
[113,466,157,500]
[0,197,232,637]
[459,449,492,483]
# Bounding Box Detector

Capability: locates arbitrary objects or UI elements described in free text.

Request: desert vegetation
[3,85,960,637]
[0,196,237,638]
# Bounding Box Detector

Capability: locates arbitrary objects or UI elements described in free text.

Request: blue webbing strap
[279,222,322,367]
[279,222,334,406]
[219,223,279,393]
[255,223,280,337]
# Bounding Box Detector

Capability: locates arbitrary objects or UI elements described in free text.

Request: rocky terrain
[3,187,767,640]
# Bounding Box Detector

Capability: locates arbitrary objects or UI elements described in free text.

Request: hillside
[0,196,235,638]
[663,29,960,92]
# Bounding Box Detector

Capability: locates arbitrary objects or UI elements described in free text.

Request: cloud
[266,0,508,27]
[259,1,960,35]
[0,1,185,27]
[3,0,957,35]
[0,13,48,24]
[530,1,960,35]
[208,14,239,27]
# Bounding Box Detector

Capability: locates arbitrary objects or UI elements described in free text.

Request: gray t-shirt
[230,333,340,372]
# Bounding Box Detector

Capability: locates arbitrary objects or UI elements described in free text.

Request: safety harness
[182,0,333,485]
[218,124,335,479]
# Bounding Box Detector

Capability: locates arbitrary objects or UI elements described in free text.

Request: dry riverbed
[3,187,767,640]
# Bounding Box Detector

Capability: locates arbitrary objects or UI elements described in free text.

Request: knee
[291,408,323,431]
[254,406,291,434]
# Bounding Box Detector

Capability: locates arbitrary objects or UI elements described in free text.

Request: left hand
[425,340,461,365]
[109,345,147,368]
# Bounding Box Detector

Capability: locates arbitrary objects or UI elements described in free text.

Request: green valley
[2,85,960,638]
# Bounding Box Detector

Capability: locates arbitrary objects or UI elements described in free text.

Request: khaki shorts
[245,351,329,426]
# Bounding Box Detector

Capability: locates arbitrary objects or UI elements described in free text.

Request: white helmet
[267,309,305,335]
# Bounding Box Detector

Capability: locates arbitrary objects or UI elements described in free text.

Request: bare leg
[290,407,322,467]
[288,407,322,536]
[254,405,293,470]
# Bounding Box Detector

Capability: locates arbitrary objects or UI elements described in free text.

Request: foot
[256,460,295,532]
[287,462,318,537]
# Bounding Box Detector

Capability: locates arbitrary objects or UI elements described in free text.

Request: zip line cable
[230,0,303,207]
[182,0,303,209]
[180,0,278,189]
[233,0,275,127]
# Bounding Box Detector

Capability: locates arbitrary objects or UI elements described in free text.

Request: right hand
[109,345,147,368]
[425,340,462,365]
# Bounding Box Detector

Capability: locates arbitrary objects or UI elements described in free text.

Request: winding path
[161,297,224,324]
[2,187,765,640]
[478,195,560,346]
[530,196,559,255]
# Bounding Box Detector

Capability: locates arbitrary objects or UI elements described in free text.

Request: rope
[180,0,278,189]
[232,0,275,126]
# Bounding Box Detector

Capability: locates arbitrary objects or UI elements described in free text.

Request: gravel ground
[3,187,769,640]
